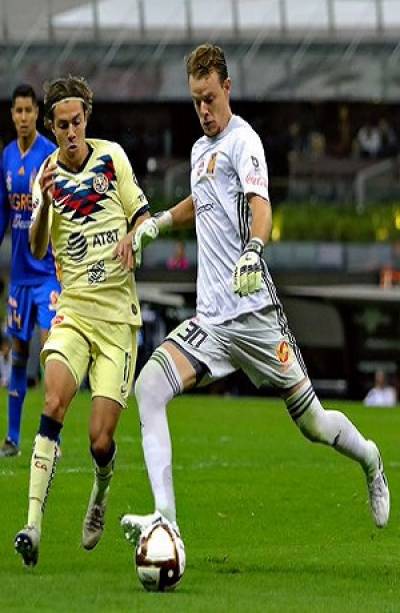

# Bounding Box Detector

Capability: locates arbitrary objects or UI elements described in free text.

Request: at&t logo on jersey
[66,229,119,262]
[67,232,88,262]
[93,228,119,247]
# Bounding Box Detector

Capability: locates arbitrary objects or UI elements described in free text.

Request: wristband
[244,237,264,256]
[154,210,173,230]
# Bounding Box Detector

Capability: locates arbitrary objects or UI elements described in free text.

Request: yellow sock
[27,434,57,532]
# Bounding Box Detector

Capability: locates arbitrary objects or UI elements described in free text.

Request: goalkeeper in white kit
[116,43,389,545]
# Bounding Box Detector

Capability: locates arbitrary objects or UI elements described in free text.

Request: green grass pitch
[0,388,399,612]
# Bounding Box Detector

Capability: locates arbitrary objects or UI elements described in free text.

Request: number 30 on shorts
[177,321,208,349]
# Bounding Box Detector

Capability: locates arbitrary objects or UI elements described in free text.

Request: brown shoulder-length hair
[185,43,228,83]
[43,75,93,129]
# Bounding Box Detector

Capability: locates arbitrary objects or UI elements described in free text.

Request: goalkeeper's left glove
[232,237,264,297]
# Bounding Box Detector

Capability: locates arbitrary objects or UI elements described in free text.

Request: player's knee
[135,357,177,413]
[134,366,151,405]
[135,371,164,425]
[44,390,68,421]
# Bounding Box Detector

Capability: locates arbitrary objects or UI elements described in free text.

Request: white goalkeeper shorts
[166,306,307,390]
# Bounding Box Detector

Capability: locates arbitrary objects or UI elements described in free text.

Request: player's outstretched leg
[82,440,116,550]
[285,381,390,527]
[365,440,389,528]
[14,414,62,566]
[120,347,183,546]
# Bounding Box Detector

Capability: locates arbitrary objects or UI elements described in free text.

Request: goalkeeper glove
[232,237,264,297]
[132,211,172,267]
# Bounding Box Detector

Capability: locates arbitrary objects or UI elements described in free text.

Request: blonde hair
[186,43,228,83]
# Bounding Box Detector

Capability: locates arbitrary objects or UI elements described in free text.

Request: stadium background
[0,3,400,612]
[1,0,400,399]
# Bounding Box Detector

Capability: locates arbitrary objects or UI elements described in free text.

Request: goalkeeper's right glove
[132,211,172,267]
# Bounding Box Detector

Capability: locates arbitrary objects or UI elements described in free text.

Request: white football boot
[365,440,390,528]
[15,525,40,567]
[120,511,179,547]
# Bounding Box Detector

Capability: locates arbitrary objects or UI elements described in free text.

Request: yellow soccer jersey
[32,139,149,325]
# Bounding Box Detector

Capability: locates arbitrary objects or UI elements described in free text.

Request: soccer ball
[135,521,185,592]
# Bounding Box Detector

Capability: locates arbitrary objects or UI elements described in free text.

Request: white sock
[135,348,182,523]
[286,382,375,473]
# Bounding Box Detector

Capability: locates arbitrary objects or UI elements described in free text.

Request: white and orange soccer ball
[135,521,186,592]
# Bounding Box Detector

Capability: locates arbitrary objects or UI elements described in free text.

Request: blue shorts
[7,278,61,342]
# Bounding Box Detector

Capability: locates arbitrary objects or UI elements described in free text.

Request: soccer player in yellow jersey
[14,76,150,566]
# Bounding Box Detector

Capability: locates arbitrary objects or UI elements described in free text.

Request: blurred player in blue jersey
[0,84,60,457]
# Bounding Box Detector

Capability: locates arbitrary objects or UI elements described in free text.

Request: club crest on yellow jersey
[93,172,109,194]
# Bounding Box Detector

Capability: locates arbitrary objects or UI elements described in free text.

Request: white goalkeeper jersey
[191,114,275,325]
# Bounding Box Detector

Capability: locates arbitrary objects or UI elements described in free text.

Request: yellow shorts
[41,311,138,408]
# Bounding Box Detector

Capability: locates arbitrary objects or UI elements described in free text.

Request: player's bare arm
[248,194,272,245]
[169,195,195,228]
[29,159,57,260]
